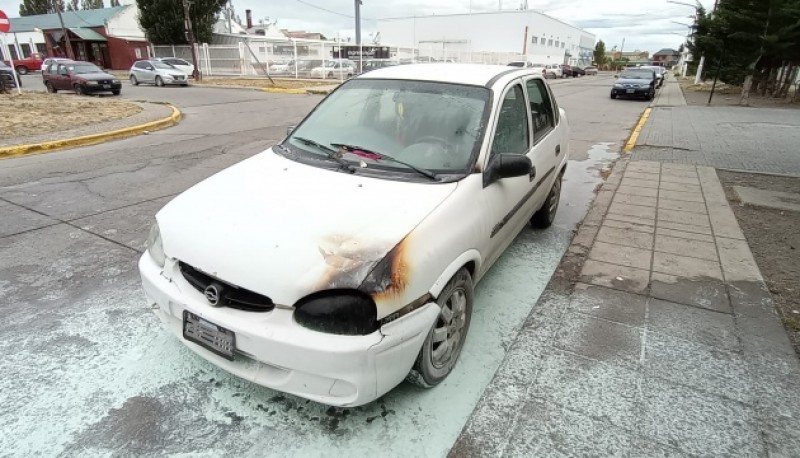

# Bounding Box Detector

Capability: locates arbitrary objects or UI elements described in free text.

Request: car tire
[16,66,27,75]
[531,171,563,228]
[327,72,334,79]
[112,90,120,96]
[155,76,164,87]
[74,84,84,96]
[610,92,616,99]
[45,81,57,93]
[407,267,473,388]
[130,75,139,86]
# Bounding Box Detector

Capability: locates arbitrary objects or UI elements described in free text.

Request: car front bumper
[139,254,440,407]
[81,82,122,93]
[611,87,652,98]
[162,77,188,85]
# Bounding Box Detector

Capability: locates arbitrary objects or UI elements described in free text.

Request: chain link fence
[151,39,531,80]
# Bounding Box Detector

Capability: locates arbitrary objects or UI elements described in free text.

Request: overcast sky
[0,0,715,54]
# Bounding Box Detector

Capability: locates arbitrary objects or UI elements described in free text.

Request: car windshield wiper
[330,143,438,180]
[291,136,355,172]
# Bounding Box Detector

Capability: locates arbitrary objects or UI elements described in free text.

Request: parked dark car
[0,61,21,89]
[42,60,121,96]
[561,64,573,77]
[610,69,657,100]
[571,66,586,77]
[584,66,598,75]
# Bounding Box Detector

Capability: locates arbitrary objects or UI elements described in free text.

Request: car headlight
[294,290,378,335]
[614,83,623,88]
[112,79,120,84]
[146,223,166,268]
[86,81,99,85]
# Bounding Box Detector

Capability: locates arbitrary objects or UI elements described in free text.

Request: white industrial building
[378,10,595,66]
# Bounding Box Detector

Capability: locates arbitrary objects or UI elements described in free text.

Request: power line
[294,0,355,19]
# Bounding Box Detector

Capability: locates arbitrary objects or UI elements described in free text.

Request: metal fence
[151,39,530,80]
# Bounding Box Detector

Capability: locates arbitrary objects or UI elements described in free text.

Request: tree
[66,0,78,10]
[81,0,104,9]
[110,0,120,5]
[138,0,226,45]
[19,0,65,15]
[593,40,607,66]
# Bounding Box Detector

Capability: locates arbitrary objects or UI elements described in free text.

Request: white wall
[378,10,595,65]
[2,31,45,60]
[105,4,145,39]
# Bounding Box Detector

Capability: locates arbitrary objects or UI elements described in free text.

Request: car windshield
[620,70,653,79]
[325,61,344,67]
[284,79,489,175]
[69,64,103,74]
[152,61,175,69]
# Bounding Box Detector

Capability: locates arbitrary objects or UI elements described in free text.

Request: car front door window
[490,84,530,157]
[525,78,555,144]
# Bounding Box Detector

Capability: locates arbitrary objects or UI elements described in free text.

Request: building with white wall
[378,10,595,65]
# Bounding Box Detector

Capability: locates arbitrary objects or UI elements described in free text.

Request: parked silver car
[129,60,189,87]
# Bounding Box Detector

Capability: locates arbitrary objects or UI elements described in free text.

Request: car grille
[179,262,275,312]
[97,79,113,85]
[174,75,185,80]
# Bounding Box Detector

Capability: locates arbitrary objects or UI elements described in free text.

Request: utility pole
[54,1,74,59]
[354,0,362,73]
[182,0,202,80]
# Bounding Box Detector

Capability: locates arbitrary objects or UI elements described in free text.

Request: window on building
[547,39,553,46]
[561,42,565,49]
[554,41,560,47]
[531,37,538,45]
[6,45,18,60]
[36,43,47,55]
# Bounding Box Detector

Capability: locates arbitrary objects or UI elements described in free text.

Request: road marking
[624,107,652,152]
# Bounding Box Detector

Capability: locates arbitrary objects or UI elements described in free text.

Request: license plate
[183,311,236,360]
[626,89,635,93]
[103,84,111,89]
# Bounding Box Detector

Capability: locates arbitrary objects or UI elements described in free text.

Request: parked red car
[3,52,44,75]
[42,60,121,96]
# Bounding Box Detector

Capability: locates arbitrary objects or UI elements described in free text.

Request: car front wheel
[74,84,84,95]
[16,66,28,75]
[45,81,57,93]
[130,75,139,86]
[610,91,617,99]
[407,267,473,388]
[532,171,563,228]
[155,76,164,87]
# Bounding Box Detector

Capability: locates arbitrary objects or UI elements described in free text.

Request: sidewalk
[450,84,800,457]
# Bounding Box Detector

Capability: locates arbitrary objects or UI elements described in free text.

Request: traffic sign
[0,10,10,33]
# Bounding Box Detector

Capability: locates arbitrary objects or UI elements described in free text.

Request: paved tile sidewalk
[652,78,687,107]
[451,159,800,458]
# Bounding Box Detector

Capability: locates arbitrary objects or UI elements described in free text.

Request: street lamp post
[53,1,74,59]
[666,0,705,83]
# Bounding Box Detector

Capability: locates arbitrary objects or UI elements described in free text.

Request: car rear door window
[491,84,530,156]
[525,78,555,144]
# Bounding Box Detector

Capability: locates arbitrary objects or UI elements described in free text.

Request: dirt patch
[1,92,142,139]
[200,77,338,90]
[717,170,800,355]
[678,78,800,109]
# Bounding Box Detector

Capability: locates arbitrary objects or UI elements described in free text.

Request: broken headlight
[294,290,378,336]
[146,222,166,268]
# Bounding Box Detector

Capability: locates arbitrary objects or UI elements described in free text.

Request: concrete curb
[623,107,651,152]
[0,104,182,159]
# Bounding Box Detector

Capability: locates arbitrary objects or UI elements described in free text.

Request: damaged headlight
[146,223,166,268]
[294,290,378,335]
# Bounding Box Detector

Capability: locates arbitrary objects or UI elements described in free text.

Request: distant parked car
[543,64,562,79]
[610,68,657,100]
[156,57,195,77]
[561,64,574,77]
[584,66,598,75]
[309,60,355,79]
[639,66,665,88]
[361,59,398,73]
[129,60,189,87]
[0,61,21,89]
[40,57,70,72]
[3,52,44,75]
[42,60,121,95]
[571,66,586,77]
[507,61,531,67]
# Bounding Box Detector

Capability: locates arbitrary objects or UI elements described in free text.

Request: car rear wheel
[45,81,57,93]
[407,267,473,388]
[531,171,563,228]
[130,75,139,86]
[112,90,120,96]
[16,66,27,75]
[155,76,164,87]
[74,84,84,96]
[327,71,334,79]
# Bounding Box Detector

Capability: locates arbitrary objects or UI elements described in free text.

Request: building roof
[9,6,127,33]
[69,27,107,41]
[654,48,679,56]
[359,63,537,87]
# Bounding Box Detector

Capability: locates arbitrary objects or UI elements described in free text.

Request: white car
[40,57,70,72]
[129,60,189,87]
[156,57,195,77]
[544,64,563,79]
[309,60,355,79]
[139,63,569,407]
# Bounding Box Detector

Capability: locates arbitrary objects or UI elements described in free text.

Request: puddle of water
[555,142,619,230]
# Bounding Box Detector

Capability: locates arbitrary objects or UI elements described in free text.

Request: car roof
[358,63,540,87]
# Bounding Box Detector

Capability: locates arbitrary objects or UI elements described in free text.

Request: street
[0,74,648,457]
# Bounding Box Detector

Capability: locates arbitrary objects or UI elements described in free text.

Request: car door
[479,81,537,267]
[55,64,70,90]
[138,61,155,83]
[523,76,562,205]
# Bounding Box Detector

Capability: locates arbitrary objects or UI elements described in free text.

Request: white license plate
[103,84,111,89]
[183,311,236,360]
[626,89,635,93]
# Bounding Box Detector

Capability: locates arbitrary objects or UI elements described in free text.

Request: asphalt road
[1,73,647,457]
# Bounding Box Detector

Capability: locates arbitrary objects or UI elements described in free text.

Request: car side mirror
[485,153,533,185]
[146,66,153,71]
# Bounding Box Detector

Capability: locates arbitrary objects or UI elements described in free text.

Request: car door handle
[555,145,561,156]
[529,165,537,182]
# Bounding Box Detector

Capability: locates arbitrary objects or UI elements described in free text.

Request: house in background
[7,2,149,70]
[653,48,681,67]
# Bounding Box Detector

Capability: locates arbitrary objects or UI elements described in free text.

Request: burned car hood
[79,72,116,81]
[157,148,458,306]
[617,78,652,85]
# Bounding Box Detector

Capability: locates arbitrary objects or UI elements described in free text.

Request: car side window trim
[485,79,532,166]
[523,77,556,145]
